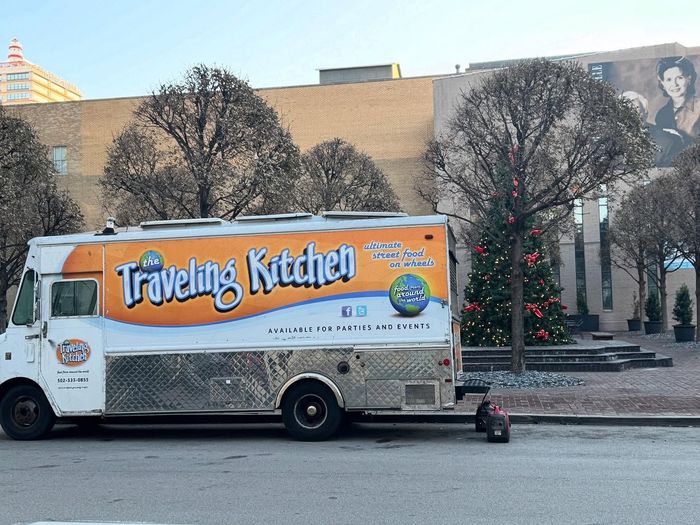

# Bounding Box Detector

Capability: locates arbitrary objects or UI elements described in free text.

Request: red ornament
[465,303,481,312]
[562,304,568,310]
[475,245,486,255]
[512,178,519,187]
[511,190,518,198]
[529,229,542,236]
[525,303,543,318]
[535,329,549,341]
[508,215,515,224]
[524,251,540,267]
[483,274,491,281]
[542,297,561,309]
[539,278,545,286]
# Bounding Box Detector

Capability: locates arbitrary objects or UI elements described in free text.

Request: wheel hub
[294,394,328,430]
[13,397,39,427]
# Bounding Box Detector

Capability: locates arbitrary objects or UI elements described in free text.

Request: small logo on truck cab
[139,250,164,272]
[56,339,91,366]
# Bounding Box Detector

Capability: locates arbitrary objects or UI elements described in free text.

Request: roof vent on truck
[321,211,408,219]
[139,218,229,229]
[234,212,314,223]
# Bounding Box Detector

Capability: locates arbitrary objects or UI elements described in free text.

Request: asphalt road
[1,422,699,525]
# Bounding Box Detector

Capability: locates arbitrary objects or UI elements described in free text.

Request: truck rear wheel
[0,385,56,440]
[282,382,343,441]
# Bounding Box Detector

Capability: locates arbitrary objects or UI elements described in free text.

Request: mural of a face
[660,66,690,101]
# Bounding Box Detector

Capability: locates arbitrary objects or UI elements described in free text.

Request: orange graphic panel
[62,226,448,327]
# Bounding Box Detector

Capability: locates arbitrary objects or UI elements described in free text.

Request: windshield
[11,269,36,326]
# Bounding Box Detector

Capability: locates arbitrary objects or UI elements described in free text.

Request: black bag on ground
[475,399,496,432]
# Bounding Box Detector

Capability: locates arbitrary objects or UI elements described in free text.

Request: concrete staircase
[461,340,673,372]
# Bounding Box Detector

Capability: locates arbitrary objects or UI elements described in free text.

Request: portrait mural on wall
[590,55,700,167]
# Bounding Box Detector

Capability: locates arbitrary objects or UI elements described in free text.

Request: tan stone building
[10,66,437,228]
[9,44,700,331]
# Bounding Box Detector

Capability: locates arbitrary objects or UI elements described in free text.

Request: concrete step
[461,351,659,364]
[463,354,673,373]
[461,344,642,358]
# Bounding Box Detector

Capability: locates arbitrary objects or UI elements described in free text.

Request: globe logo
[389,274,431,316]
[139,250,164,273]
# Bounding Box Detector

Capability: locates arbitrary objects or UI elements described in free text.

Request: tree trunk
[636,262,646,321]
[659,262,668,333]
[510,230,525,373]
[199,187,209,218]
[0,280,8,334]
[695,265,700,341]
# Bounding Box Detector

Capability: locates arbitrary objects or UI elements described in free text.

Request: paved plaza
[486,333,700,416]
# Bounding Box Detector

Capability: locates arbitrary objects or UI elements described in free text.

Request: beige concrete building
[0,39,82,106]
[434,43,700,331]
[9,44,700,331]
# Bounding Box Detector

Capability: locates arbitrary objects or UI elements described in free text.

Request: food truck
[0,212,465,440]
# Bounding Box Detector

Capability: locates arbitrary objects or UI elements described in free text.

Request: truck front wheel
[0,385,56,440]
[282,382,343,441]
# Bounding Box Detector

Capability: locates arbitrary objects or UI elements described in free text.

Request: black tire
[282,382,344,441]
[0,385,56,440]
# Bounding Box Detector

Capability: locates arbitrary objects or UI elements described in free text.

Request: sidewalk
[485,332,700,417]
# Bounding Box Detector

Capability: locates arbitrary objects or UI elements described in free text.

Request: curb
[64,413,700,428]
[354,412,700,427]
[509,413,700,427]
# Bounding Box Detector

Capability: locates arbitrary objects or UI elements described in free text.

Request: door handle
[42,321,48,338]
[25,334,40,340]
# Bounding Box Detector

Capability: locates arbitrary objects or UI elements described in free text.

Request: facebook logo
[356,305,367,317]
[341,306,352,317]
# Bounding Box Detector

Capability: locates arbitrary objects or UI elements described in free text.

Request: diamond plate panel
[366,380,402,408]
[105,346,451,414]
[441,380,456,406]
[106,348,367,414]
[362,350,449,380]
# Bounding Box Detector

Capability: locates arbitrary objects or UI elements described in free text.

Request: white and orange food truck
[0,212,467,441]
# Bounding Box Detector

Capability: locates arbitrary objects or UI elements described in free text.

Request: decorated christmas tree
[462,182,571,346]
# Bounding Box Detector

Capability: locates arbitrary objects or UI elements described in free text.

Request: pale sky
[4,0,700,99]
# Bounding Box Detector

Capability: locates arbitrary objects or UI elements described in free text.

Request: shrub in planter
[644,293,663,335]
[576,291,589,315]
[672,284,695,342]
[627,292,641,332]
[575,291,599,331]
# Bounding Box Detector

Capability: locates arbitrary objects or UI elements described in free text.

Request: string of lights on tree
[462,164,571,347]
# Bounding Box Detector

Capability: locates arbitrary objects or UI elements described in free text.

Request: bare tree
[667,140,700,338]
[641,176,684,332]
[422,59,652,372]
[0,107,84,329]
[609,185,651,321]
[292,138,400,214]
[101,64,300,225]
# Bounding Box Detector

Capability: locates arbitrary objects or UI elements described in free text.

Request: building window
[599,194,613,310]
[7,93,30,100]
[53,146,67,175]
[7,72,30,81]
[7,83,30,90]
[573,198,587,308]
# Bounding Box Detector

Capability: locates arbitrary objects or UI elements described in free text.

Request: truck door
[40,276,104,414]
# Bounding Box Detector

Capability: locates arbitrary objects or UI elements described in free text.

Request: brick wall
[12,76,437,228]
